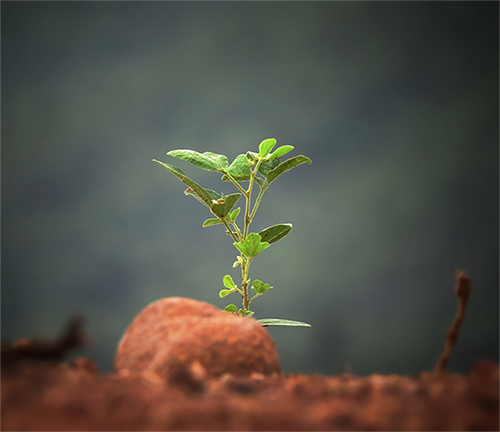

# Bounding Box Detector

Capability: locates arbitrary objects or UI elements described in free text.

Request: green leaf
[211,193,241,218]
[167,149,227,171]
[258,223,293,244]
[268,145,294,160]
[202,218,222,228]
[259,138,276,158]
[203,152,229,169]
[152,160,214,208]
[266,155,312,185]
[240,309,254,317]
[221,154,252,181]
[251,280,272,294]
[258,157,280,178]
[223,274,237,289]
[246,151,258,164]
[219,289,235,298]
[228,207,241,223]
[255,177,265,188]
[233,233,270,258]
[258,318,312,327]
[224,304,238,313]
[185,187,220,207]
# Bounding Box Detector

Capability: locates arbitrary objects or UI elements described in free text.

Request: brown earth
[2,356,498,431]
[115,297,281,379]
[2,296,498,431]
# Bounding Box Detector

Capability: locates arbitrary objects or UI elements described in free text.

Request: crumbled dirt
[3,298,498,431]
[2,356,498,431]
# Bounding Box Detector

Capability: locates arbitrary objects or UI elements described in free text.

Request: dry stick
[434,270,472,375]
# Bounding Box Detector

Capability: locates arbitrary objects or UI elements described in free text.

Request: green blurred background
[2,2,498,376]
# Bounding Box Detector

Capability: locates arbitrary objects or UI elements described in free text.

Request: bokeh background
[2,1,498,376]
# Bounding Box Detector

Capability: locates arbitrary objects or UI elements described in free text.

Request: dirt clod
[114,297,281,380]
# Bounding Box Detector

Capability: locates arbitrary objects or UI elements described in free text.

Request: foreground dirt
[2,357,498,431]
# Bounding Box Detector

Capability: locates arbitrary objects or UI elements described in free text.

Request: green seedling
[153,138,312,327]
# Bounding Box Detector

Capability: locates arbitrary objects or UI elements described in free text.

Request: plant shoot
[153,138,312,327]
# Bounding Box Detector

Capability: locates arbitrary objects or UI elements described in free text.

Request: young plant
[153,138,312,327]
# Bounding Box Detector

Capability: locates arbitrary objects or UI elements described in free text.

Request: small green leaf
[223,274,237,289]
[240,309,255,317]
[221,154,252,181]
[202,218,222,227]
[246,151,258,164]
[251,280,272,294]
[258,318,312,327]
[255,177,265,188]
[233,233,270,258]
[258,223,293,244]
[266,155,312,185]
[268,145,294,160]
[167,149,227,171]
[219,289,235,298]
[211,193,241,218]
[259,138,277,158]
[228,207,241,223]
[152,160,214,208]
[224,304,238,313]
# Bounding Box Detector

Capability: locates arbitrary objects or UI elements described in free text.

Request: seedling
[153,138,312,327]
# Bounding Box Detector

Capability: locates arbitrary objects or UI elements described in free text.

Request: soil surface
[2,356,498,431]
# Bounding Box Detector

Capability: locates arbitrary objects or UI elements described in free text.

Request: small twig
[434,270,471,376]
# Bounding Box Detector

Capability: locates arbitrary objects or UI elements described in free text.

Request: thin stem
[231,221,243,242]
[222,219,239,243]
[243,178,254,240]
[242,158,263,239]
[220,170,248,197]
[239,158,267,312]
[249,185,266,222]
[434,270,471,376]
[241,257,252,311]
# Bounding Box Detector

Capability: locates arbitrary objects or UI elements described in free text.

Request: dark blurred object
[1,316,89,366]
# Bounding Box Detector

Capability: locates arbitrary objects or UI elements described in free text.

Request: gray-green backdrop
[3,1,498,376]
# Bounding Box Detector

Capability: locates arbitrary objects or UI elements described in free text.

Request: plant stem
[249,186,266,222]
[243,177,254,240]
[242,158,263,240]
[434,270,471,376]
[241,257,252,311]
[220,170,248,197]
[231,221,243,242]
[222,219,239,243]
[226,157,265,313]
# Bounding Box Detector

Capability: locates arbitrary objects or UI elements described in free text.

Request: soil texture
[2,356,498,431]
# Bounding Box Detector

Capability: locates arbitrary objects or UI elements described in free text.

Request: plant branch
[243,183,253,240]
[434,270,471,376]
[249,186,266,222]
[222,219,239,243]
[242,159,263,240]
[241,257,252,311]
[231,221,243,242]
[220,170,248,197]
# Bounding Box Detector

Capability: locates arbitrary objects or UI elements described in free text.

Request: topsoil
[2,355,498,431]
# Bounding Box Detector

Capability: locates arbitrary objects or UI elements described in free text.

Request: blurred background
[2,2,498,376]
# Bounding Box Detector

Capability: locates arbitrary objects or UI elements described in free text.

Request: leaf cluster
[153,138,311,328]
